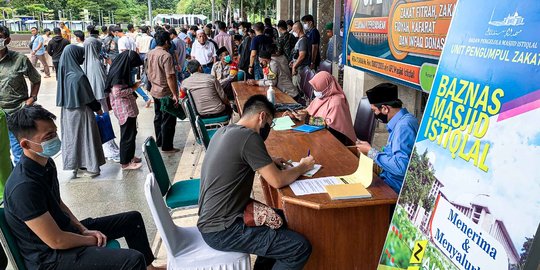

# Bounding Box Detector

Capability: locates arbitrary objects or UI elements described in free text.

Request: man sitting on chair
[198,95,314,269]
[3,105,163,270]
[182,59,232,119]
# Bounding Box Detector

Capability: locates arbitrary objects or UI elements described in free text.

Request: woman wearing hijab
[83,35,121,163]
[105,50,144,170]
[56,45,106,176]
[285,71,357,145]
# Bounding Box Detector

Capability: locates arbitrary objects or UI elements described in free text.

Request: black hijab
[56,45,96,109]
[105,50,144,93]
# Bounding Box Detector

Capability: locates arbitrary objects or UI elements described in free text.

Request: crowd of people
[0,13,419,269]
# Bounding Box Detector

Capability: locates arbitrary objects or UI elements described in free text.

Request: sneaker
[122,162,142,170]
[107,155,121,163]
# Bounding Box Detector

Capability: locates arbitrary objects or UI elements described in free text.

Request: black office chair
[302,69,316,101]
[354,96,377,143]
[319,60,332,74]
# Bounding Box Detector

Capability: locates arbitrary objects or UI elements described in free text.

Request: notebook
[325,183,372,200]
[292,124,325,133]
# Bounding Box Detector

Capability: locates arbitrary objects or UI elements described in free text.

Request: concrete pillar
[277,0,289,21]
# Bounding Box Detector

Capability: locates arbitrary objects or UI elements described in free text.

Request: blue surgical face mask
[28,137,61,158]
[224,55,232,63]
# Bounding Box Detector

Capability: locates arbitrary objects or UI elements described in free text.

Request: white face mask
[340,30,343,37]
[292,31,298,38]
[303,23,309,30]
[0,38,6,51]
[239,29,244,35]
[314,91,324,99]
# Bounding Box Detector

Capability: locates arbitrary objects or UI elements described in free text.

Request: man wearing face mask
[356,83,419,194]
[146,31,180,153]
[4,105,165,270]
[182,59,231,119]
[247,49,299,101]
[300,15,321,70]
[198,95,314,270]
[237,22,253,78]
[210,47,235,100]
[0,26,42,165]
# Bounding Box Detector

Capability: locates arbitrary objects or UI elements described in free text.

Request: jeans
[254,60,263,80]
[45,211,154,270]
[8,131,22,165]
[152,97,177,151]
[132,69,150,102]
[201,218,312,270]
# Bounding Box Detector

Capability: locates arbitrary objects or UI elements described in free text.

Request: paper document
[337,153,373,188]
[292,162,322,177]
[272,116,296,131]
[289,177,342,196]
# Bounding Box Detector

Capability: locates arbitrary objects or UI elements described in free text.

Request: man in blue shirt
[356,83,419,194]
[30,27,50,78]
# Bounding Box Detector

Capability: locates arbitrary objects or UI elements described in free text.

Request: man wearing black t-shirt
[4,105,163,270]
[248,22,273,80]
[198,95,315,269]
[301,15,321,70]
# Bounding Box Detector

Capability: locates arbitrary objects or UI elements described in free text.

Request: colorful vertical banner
[378,0,540,270]
[343,0,456,92]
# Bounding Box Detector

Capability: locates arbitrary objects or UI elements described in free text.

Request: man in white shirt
[191,30,216,74]
[136,26,153,61]
[115,27,136,52]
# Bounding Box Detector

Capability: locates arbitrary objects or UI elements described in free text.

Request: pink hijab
[306,71,357,143]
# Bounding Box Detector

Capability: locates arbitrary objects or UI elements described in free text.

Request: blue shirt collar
[387,108,409,133]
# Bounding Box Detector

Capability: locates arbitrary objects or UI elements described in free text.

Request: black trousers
[120,117,137,165]
[201,218,312,270]
[152,97,177,151]
[47,211,154,270]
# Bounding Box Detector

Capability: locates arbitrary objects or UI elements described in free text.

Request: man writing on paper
[198,95,314,270]
[356,83,419,194]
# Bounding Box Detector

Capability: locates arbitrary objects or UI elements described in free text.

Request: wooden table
[232,82,398,270]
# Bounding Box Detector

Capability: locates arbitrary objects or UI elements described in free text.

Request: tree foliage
[400,148,437,212]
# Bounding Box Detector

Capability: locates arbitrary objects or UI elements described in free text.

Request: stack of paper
[289,177,342,196]
[272,116,296,131]
[325,183,372,200]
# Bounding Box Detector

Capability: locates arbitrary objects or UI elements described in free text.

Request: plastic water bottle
[267,85,275,104]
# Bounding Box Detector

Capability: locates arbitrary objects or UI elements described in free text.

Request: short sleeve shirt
[292,36,311,68]
[4,155,79,269]
[306,28,321,66]
[30,35,45,55]
[0,50,41,114]
[197,124,273,233]
[146,47,176,98]
[118,36,136,52]
[249,35,273,55]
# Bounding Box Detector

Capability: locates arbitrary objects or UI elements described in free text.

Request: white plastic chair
[144,174,251,270]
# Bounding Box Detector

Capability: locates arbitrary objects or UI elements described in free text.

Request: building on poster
[343,0,457,92]
[377,0,540,270]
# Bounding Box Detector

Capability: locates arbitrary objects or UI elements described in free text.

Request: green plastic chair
[186,90,230,129]
[0,208,120,270]
[142,137,200,210]
[195,116,218,150]
[182,98,203,147]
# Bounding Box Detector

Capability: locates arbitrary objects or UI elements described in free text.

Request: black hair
[31,27,38,31]
[186,59,201,73]
[127,23,134,31]
[164,24,171,31]
[43,28,50,33]
[243,95,276,118]
[277,20,287,30]
[181,28,188,34]
[140,26,148,33]
[240,22,250,29]
[286,20,294,27]
[74,30,84,41]
[189,25,199,32]
[169,28,178,36]
[101,25,108,33]
[154,30,171,46]
[375,99,403,109]
[7,104,57,141]
[86,25,95,32]
[113,27,123,33]
[264,18,272,26]
[233,34,242,41]
[0,26,9,38]
[301,14,314,23]
[53,27,61,35]
[218,21,226,31]
[253,22,265,32]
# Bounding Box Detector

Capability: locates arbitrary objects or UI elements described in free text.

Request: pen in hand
[307,149,310,156]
